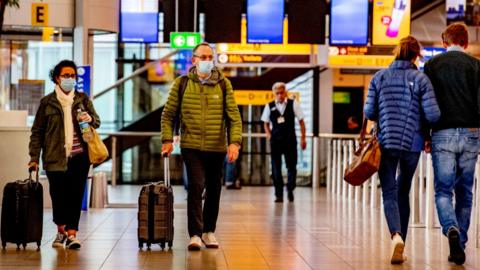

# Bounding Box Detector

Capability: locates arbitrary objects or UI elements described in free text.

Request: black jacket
[424,51,480,130]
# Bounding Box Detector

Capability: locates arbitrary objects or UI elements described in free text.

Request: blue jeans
[432,128,480,249]
[378,148,420,242]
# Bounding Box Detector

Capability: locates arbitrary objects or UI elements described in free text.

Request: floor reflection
[0,186,479,269]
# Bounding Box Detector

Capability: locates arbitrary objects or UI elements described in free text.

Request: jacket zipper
[200,84,205,150]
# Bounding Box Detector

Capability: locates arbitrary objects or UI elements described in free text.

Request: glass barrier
[95,133,314,186]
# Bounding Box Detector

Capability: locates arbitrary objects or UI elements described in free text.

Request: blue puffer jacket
[364,60,441,152]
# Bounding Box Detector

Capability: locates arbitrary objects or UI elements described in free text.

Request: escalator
[94,63,314,185]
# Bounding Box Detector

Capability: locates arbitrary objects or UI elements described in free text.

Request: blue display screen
[419,47,446,71]
[330,0,369,45]
[247,0,284,44]
[120,12,159,43]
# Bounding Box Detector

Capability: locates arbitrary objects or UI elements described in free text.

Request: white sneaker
[66,235,81,249]
[188,235,202,251]
[391,234,405,264]
[202,232,219,248]
[52,232,68,248]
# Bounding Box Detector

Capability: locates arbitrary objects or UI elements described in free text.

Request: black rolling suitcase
[1,171,43,249]
[138,156,174,250]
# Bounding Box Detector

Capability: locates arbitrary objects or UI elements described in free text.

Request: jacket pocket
[45,106,61,116]
[45,107,61,131]
[43,140,58,163]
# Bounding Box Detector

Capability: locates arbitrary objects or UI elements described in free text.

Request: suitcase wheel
[168,241,173,248]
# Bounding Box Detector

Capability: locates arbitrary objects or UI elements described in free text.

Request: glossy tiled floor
[1,186,480,269]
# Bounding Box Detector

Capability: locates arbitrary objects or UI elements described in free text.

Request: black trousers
[46,152,90,231]
[270,139,297,198]
[181,148,225,237]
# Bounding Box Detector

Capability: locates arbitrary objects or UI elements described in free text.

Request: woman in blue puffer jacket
[364,35,441,265]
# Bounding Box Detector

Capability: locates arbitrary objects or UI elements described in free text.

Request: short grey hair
[272,82,286,91]
[192,42,215,55]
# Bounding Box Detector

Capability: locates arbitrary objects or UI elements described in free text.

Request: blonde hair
[393,36,421,61]
[442,23,468,47]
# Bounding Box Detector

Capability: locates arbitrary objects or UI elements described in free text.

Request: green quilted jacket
[161,67,242,152]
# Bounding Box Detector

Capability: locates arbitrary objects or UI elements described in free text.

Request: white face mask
[60,78,76,92]
[197,61,214,74]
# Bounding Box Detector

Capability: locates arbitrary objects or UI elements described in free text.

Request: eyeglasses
[59,74,76,79]
[193,54,214,61]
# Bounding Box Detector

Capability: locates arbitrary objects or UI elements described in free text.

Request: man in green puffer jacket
[161,42,242,251]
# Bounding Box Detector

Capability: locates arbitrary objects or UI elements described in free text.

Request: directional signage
[170,32,201,49]
[32,3,49,27]
[234,90,299,105]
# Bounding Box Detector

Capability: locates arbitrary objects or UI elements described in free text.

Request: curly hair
[49,60,77,84]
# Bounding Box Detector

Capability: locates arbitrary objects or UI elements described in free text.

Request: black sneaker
[52,232,68,248]
[274,197,283,203]
[66,236,81,249]
[288,191,294,202]
[447,227,465,265]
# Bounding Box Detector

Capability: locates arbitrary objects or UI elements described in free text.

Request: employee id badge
[277,116,285,124]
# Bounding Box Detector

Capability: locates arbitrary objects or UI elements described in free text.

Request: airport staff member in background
[161,42,242,251]
[262,82,306,203]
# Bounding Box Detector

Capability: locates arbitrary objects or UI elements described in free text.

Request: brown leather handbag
[344,119,381,186]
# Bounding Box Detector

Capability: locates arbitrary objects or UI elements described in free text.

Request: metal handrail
[99,131,160,136]
[103,131,319,187]
[319,133,359,139]
[93,49,180,99]
[99,131,317,138]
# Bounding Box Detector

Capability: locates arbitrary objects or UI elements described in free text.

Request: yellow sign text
[32,3,49,27]
[234,90,300,106]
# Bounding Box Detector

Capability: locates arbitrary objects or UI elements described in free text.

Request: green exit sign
[170,32,201,49]
[333,92,351,104]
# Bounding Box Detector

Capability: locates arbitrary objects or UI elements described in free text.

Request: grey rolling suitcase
[137,156,174,250]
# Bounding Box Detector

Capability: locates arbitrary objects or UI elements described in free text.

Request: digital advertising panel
[446,0,466,24]
[247,0,284,44]
[372,0,411,45]
[330,0,369,46]
[120,0,159,43]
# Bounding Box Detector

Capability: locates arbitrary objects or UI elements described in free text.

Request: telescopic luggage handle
[27,167,40,187]
[162,153,170,187]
